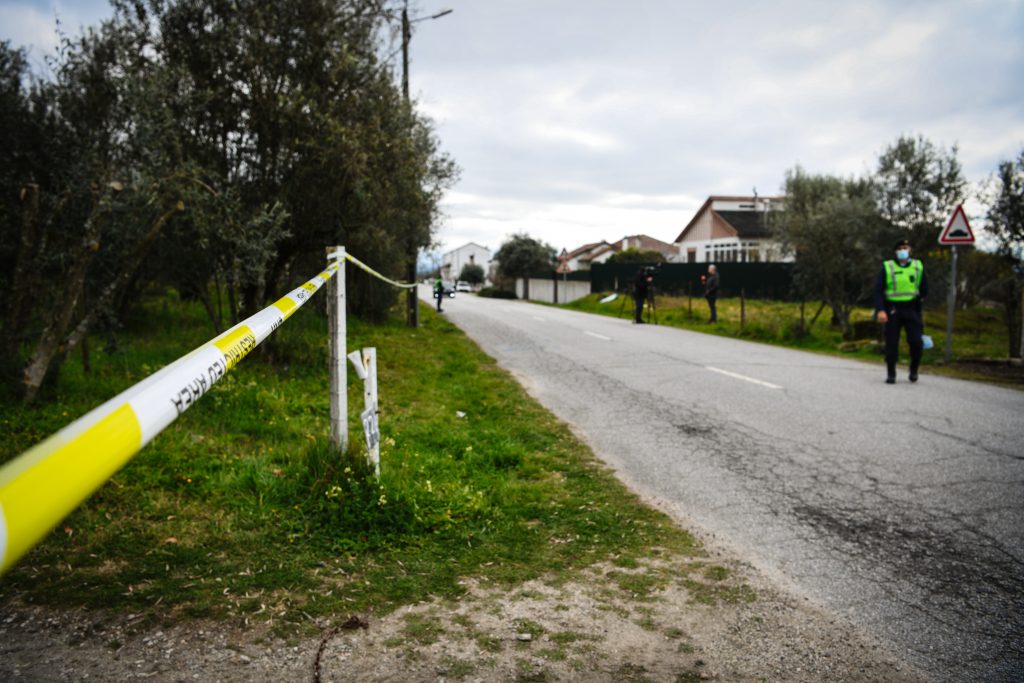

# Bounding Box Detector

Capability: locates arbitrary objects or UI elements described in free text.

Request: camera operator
[633,265,658,324]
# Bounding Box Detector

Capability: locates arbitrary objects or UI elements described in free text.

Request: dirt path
[2,543,928,683]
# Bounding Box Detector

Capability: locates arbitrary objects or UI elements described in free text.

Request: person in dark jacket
[703,264,719,323]
[633,270,652,324]
[874,239,928,384]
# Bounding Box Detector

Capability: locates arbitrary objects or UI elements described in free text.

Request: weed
[682,579,757,605]
[513,618,546,638]
[538,647,567,661]
[401,613,444,645]
[550,630,599,645]
[439,655,477,679]
[703,565,730,581]
[476,633,504,653]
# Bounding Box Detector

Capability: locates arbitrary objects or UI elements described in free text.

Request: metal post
[401,4,418,327]
[400,4,450,328]
[401,4,410,101]
[327,246,347,451]
[944,245,957,363]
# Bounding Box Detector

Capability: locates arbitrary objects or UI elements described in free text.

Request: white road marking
[532,316,546,322]
[705,366,782,389]
[584,331,612,341]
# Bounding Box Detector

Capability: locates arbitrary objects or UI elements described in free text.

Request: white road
[424,287,1024,683]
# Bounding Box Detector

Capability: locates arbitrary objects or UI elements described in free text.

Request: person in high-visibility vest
[434,278,444,312]
[874,238,929,384]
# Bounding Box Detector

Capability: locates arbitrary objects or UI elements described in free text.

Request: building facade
[441,242,492,284]
[673,196,788,264]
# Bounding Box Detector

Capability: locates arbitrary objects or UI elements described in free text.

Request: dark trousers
[435,291,443,311]
[884,308,923,375]
[706,295,717,322]
[634,294,645,323]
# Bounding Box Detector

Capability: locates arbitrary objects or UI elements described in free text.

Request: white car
[455,281,472,293]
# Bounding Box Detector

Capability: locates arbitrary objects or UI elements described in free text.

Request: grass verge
[563,293,1023,387]
[0,289,700,632]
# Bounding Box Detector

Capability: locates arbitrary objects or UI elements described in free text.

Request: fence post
[741,288,746,330]
[363,348,380,477]
[327,246,347,452]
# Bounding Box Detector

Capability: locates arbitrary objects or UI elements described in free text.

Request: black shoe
[909,372,918,383]
[885,376,896,384]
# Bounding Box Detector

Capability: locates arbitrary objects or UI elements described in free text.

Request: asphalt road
[423,287,1024,683]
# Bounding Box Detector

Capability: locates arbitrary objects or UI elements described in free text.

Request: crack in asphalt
[914,423,1024,461]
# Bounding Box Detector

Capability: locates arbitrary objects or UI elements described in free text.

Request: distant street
[423,287,1024,683]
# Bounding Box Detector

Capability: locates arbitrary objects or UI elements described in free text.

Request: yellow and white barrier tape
[342,252,417,289]
[0,261,340,576]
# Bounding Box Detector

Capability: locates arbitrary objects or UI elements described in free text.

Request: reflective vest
[884,259,922,302]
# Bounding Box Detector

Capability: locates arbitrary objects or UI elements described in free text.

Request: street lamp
[402,3,452,328]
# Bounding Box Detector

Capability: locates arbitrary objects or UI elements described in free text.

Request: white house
[558,235,677,271]
[441,242,492,283]
[673,195,789,263]
[557,241,612,271]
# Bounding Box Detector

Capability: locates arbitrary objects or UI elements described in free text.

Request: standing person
[874,238,929,384]
[633,269,651,324]
[434,277,444,312]
[703,264,719,323]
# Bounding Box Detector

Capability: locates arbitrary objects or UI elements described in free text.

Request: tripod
[618,282,657,324]
[645,289,658,324]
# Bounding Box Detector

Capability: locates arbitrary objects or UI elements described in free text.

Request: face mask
[896,249,909,261]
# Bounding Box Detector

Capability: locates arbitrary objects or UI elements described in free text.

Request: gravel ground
[1,538,929,683]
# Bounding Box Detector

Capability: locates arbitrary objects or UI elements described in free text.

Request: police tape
[0,262,340,576]
[343,252,417,289]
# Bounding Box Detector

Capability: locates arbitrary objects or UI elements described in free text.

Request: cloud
[0,4,60,63]
[4,0,1022,253]
[528,123,622,151]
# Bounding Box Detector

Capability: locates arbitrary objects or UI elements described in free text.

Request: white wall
[515,278,590,304]
[443,243,492,283]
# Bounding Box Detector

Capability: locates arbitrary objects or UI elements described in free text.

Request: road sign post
[938,205,975,363]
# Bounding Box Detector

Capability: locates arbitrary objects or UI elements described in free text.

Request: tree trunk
[22,192,111,402]
[227,281,239,326]
[241,282,262,320]
[1018,279,1024,359]
[193,280,223,334]
[60,200,185,364]
[1010,275,1024,360]
[3,184,41,359]
[807,301,828,329]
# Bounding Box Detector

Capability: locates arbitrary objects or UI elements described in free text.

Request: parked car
[434,285,456,299]
[455,281,472,293]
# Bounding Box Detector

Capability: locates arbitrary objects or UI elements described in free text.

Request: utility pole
[401,2,452,328]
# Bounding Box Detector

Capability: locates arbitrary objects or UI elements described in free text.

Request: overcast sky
[4,1,1023,257]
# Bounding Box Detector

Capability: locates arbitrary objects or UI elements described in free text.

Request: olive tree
[773,167,894,339]
[493,233,556,297]
[984,148,1024,358]
[876,134,966,255]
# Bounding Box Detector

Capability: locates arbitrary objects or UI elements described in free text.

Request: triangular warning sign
[939,204,975,245]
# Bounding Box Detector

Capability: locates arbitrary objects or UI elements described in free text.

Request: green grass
[0,288,699,630]
[564,292,1020,385]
